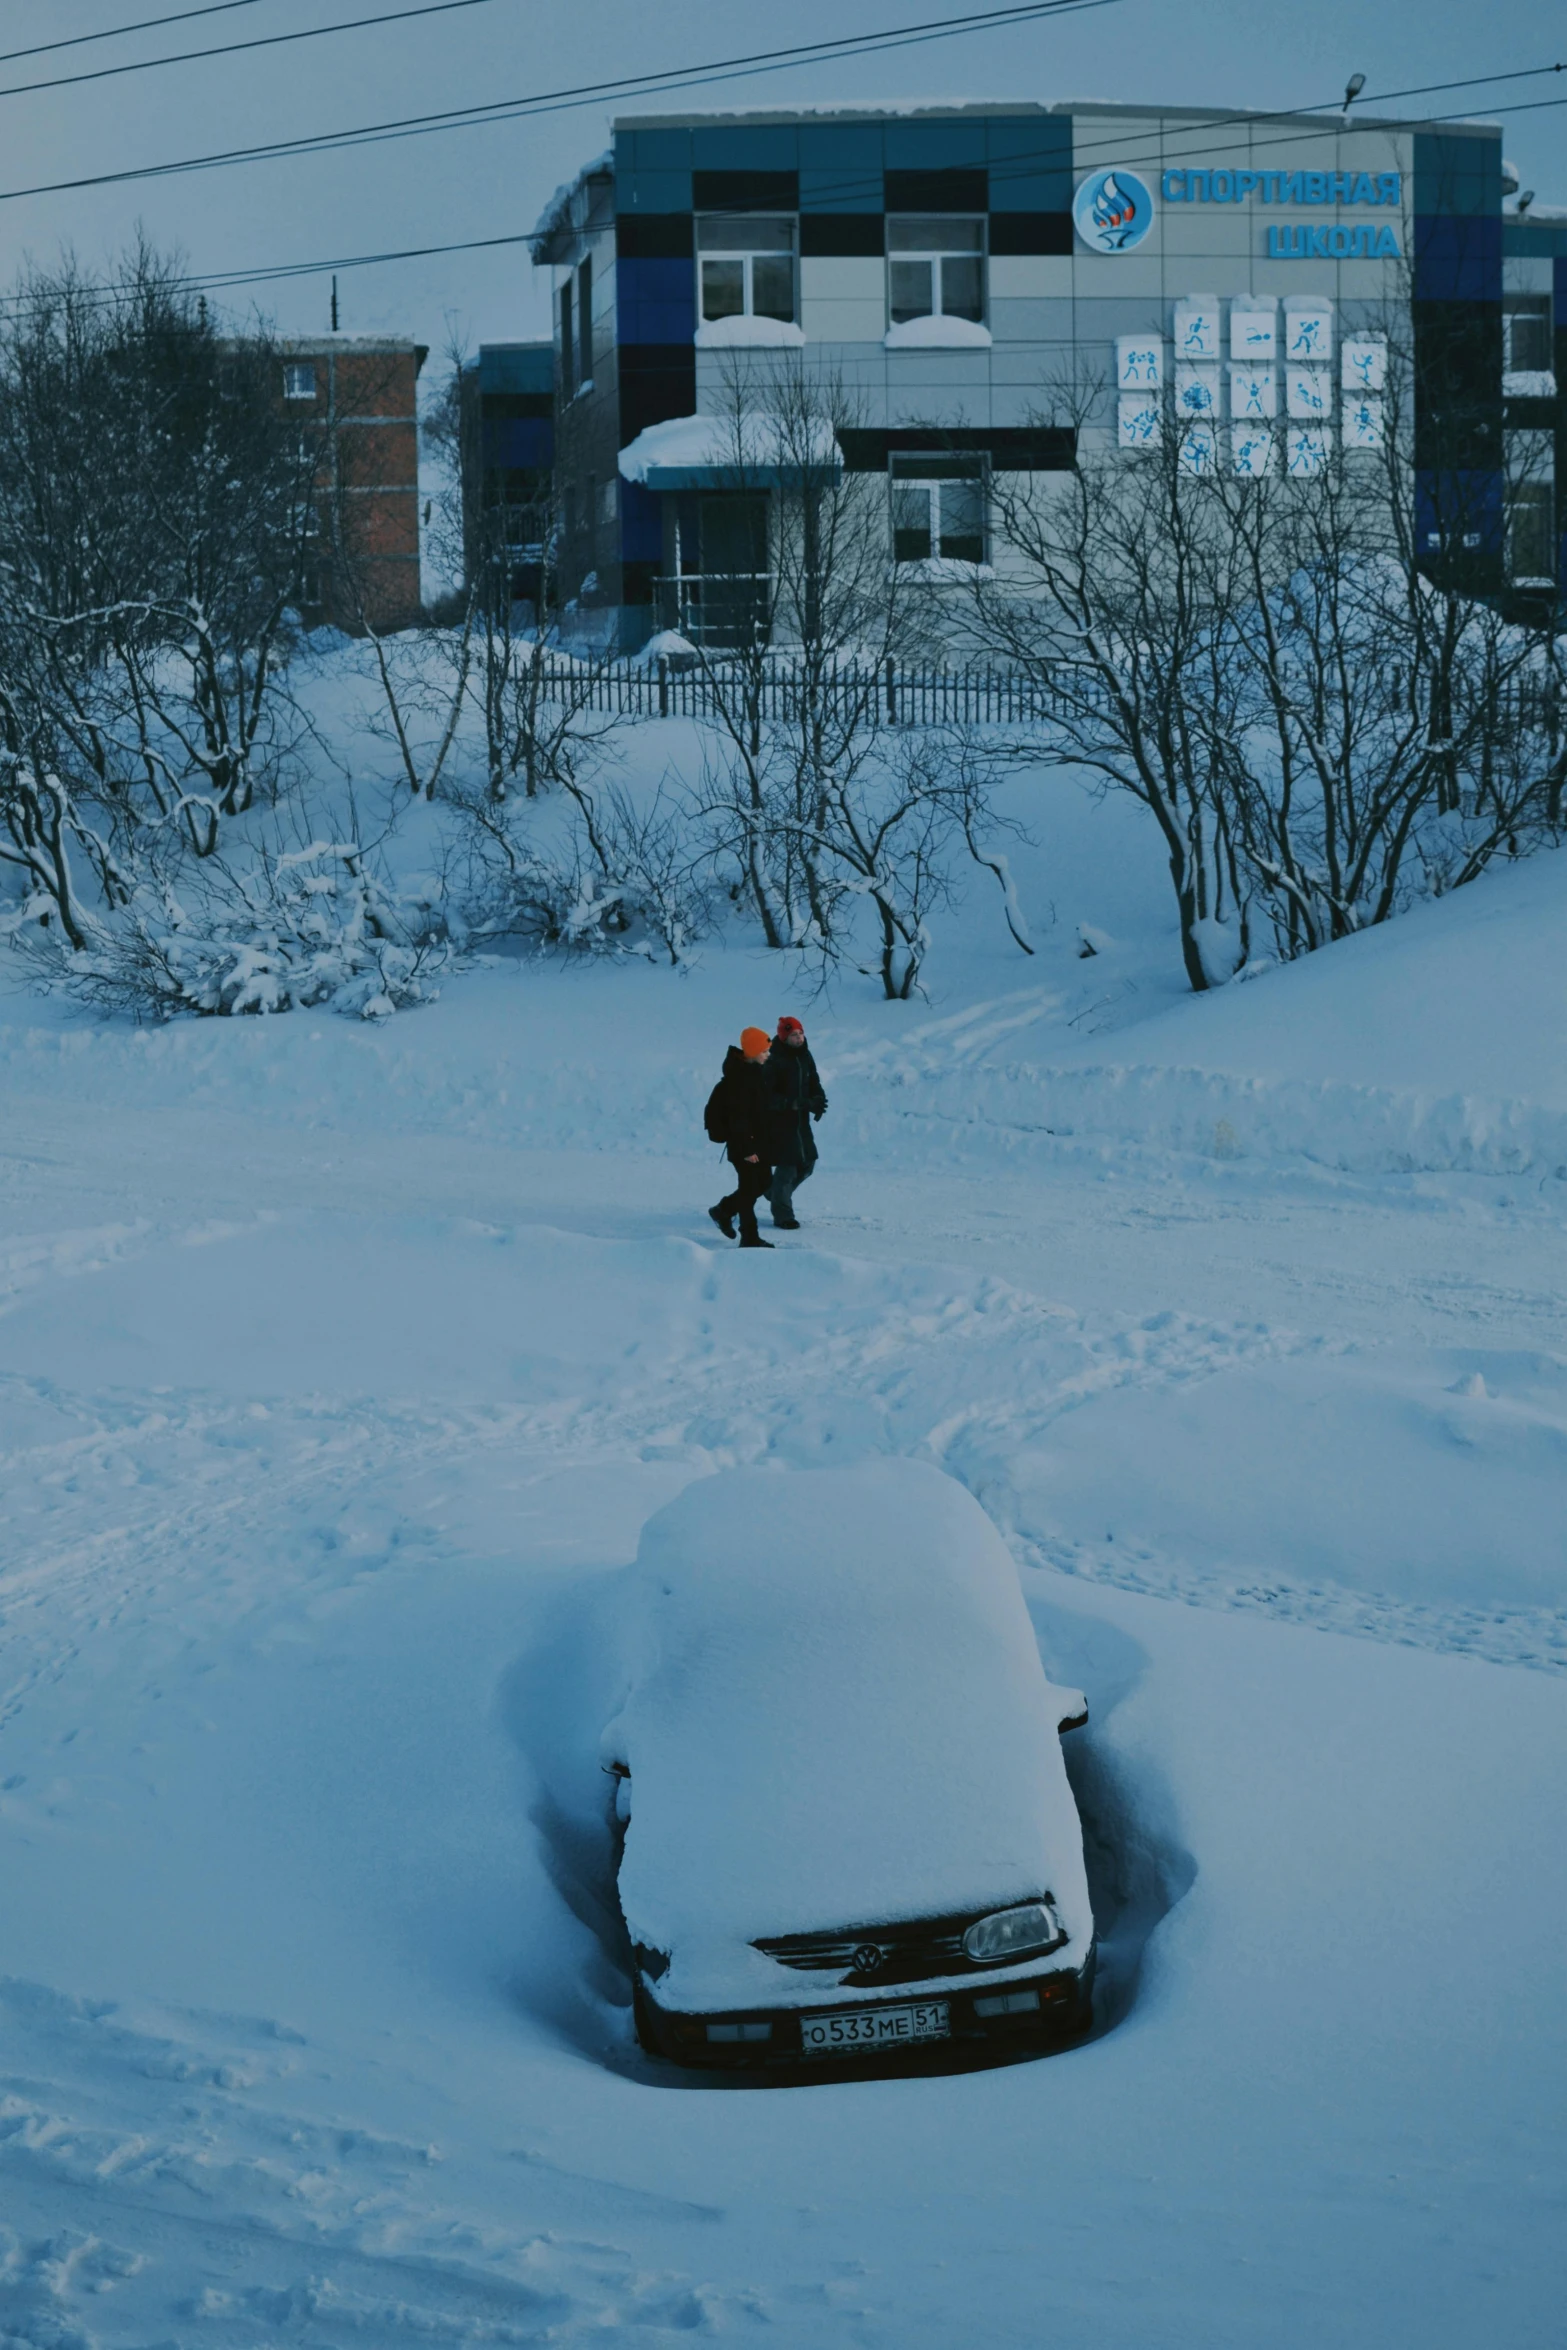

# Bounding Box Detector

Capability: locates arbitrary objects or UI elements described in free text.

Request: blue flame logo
[1072,167,1156,254]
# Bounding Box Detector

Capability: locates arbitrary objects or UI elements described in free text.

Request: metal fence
[530,656,1071,727]
[530,654,1562,737]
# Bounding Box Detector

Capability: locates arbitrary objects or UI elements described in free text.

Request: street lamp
[1342,72,1366,120]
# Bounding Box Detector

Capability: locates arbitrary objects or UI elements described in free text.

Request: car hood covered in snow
[606,1462,1092,2011]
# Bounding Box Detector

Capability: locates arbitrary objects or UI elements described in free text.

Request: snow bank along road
[1,921,1565,2345]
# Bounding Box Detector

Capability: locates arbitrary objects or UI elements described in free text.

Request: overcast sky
[0,0,1559,378]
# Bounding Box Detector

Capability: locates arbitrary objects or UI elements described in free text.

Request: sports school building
[527,100,1563,647]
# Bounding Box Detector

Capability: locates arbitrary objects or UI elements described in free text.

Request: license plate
[799,2001,949,2055]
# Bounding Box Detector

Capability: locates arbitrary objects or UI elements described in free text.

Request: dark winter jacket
[770,1039,828,1171]
[709,1046,793,1164]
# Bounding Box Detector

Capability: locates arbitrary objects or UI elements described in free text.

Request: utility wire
[0,0,1115,204]
[0,0,513,104]
[0,1,263,68]
[0,54,1557,314]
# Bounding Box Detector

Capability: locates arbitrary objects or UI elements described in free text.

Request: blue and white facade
[527,101,1560,645]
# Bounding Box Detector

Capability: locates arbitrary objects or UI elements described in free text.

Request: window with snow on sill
[884,315,992,350]
[697,214,797,336]
[896,555,995,580]
[695,315,805,349]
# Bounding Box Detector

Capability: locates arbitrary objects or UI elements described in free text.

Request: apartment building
[279,335,427,632]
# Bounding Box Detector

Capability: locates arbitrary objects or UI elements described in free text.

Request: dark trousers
[769,1161,813,1224]
[717,1155,772,1243]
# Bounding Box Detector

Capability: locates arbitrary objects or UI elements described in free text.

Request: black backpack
[702,1080,729,1145]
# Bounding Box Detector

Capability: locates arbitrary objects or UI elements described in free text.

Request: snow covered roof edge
[528,150,613,263]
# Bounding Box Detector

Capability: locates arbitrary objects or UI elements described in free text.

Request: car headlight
[962,1900,1064,1964]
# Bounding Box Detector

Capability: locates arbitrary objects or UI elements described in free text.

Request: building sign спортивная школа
[1077,164,1404,257]
[1160,168,1403,257]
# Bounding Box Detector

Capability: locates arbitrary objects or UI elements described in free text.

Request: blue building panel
[883,118,988,171]
[1414,132,1500,217]
[621,127,693,173]
[477,344,554,396]
[1414,215,1502,302]
[617,166,694,215]
[798,120,884,210]
[986,115,1072,212]
[620,478,664,564]
[1415,468,1505,558]
[482,417,552,469]
[617,256,696,346]
[691,122,800,173]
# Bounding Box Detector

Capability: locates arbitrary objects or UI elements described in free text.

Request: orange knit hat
[740,1026,771,1059]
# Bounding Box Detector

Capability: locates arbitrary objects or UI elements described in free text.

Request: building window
[696,215,797,325]
[1506,483,1555,581]
[283,362,316,401]
[1506,430,1555,582]
[1503,296,1551,377]
[889,453,987,565]
[577,257,593,389]
[887,217,985,326]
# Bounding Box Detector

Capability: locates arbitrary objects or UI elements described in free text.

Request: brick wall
[279,339,426,632]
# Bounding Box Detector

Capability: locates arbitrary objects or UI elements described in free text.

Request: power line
[0,0,1115,204]
[1061,59,1567,176]
[0,58,1558,317]
[0,1,263,69]
[0,0,512,105]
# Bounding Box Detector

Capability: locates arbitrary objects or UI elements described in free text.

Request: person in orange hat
[702,1028,787,1248]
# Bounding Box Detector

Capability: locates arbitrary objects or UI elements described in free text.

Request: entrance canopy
[618,411,842,493]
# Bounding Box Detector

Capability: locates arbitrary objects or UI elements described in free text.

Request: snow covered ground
[2,733,1565,2346]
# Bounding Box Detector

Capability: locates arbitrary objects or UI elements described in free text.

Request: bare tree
[677,357,925,956]
[971,329,1563,990]
[0,245,317,945]
[975,390,1248,991]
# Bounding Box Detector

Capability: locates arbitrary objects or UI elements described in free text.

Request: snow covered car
[603,1461,1095,2069]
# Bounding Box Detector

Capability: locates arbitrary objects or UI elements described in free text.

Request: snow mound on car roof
[609,1461,1091,2009]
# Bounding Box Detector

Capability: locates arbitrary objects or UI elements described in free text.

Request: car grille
[755,1912,989,1987]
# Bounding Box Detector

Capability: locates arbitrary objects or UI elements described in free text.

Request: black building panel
[692,170,799,213]
[988,213,1073,256]
[800,215,885,257]
[884,169,988,214]
[617,345,697,448]
[617,214,695,258]
[838,426,1076,470]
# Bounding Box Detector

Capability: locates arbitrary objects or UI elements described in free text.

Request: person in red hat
[703,1027,789,1248]
[767,1015,828,1231]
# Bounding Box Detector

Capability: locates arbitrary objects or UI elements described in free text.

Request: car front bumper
[634,1946,1096,2069]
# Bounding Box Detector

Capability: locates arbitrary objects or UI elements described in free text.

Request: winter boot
[738,1233,774,1249]
[708,1203,737,1240]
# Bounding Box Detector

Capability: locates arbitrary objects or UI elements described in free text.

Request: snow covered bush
[447,768,713,967]
[10,836,445,1019]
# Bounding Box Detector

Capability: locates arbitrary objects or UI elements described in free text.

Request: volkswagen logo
[1072,166,1157,255]
[849,1943,885,1974]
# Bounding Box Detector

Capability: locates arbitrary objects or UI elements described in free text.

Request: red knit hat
[776,1016,805,1040]
[740,1026,771,1059]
